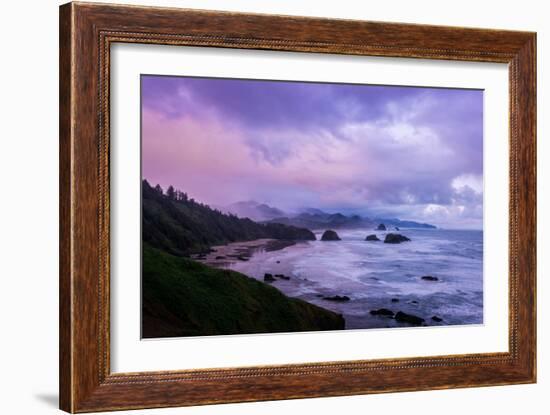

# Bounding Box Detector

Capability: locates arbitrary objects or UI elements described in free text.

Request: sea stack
[376,223,387,231]
[321,230,341,241]
[395,311,425,325]
[365,234,380,241]
[384,233,411,244]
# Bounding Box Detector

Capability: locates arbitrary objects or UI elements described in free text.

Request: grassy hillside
[142,244,345,338]
[142,180,315,256]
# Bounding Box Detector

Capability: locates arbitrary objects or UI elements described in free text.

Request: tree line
[142,180,315,256]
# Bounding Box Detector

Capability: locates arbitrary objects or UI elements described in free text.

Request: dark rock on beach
[215,256,225,260]
[421,275,439,281]
[275,274,290,280]
[323,295,350,302]
[237,255,250,261]
[365,234,380,241]
[264,273,275,282]
[395,226,400,231]
[431,316,443,322]
[321,230,341,241]
[384,233,411,244]
[391,298,400,303]
[376,223,387,231]
[370,308,394,317]
[395,311,425,325]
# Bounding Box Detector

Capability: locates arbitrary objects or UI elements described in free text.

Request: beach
[196,228,483,329]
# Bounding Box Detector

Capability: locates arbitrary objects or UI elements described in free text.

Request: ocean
[205,228,483,329]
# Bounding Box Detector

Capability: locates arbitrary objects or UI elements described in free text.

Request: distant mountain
[267,210,375,230]
[265,209,436,230]
[224,201,286,222]
[223,200,436,231]
[142,181,315,256]
[301,207,327,216]
[375,218,437,229]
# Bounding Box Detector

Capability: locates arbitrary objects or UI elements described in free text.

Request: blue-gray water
[211,228,483,329]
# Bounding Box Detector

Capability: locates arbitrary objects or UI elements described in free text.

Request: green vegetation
[142,244,345,338]
[142,180,315,257]
[141,180,345,338]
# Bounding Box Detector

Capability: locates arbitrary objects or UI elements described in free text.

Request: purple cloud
[141,75,483,229]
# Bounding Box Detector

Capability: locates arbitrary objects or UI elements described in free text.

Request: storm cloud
[142,75,483,229]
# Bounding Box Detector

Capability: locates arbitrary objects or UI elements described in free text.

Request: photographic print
[141,75,483,338]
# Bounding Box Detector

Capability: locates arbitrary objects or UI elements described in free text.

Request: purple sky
[142,75,483,229]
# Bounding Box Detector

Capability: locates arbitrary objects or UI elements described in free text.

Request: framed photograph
[59,2,536,412]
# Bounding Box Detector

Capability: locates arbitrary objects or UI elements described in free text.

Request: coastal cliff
[142,244,345,338]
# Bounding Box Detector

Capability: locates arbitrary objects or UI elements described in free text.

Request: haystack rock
[376,223,387,231]
[384,233,411,244]
[321,230,341,241]
[365,234,380,241]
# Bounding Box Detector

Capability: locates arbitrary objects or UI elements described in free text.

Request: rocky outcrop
[321,230,341,241]
[384,233,411,244]
[431,316,443,322]
[395,311,425,325]
[376,223,387,231]
[322,295,350,302]
[275,274,290,280]
[370,308,394,317]
[264,273,275,282]
[262,222,316,241]
[421,275,439,281]
[365,234,380,241]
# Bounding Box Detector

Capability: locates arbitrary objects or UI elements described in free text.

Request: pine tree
[167,185,175,200]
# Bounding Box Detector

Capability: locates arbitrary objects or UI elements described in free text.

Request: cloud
[142,76,483,228]
[452,174,483,194]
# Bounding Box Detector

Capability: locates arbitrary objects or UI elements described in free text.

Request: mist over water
[220,228,483,329]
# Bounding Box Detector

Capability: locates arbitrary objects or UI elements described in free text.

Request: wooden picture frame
[59,2,536,412]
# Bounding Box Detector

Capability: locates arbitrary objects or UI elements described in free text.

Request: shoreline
[192,238,301,267]
[191,231,483,330]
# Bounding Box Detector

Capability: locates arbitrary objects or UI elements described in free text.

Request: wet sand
[192,239,297,268]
